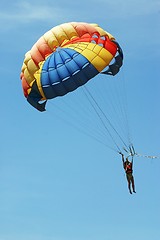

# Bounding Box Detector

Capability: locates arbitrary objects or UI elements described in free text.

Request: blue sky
[0,1,160,240]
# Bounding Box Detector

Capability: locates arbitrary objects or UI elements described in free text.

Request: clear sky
[0,1,160,240]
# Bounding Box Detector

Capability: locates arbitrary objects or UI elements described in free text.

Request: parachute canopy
[20,22,123,111]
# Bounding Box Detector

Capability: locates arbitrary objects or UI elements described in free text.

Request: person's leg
[131,176,136,193]
[127,174,132,194]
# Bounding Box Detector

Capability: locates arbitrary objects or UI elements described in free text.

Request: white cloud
[0,1,68,32]
[0,234,53,240]
[96,0,160,18]
[0,0,159,30]
[0,2,60,22]
[1,0,158,22]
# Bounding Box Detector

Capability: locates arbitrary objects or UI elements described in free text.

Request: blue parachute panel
[41,47,99,99]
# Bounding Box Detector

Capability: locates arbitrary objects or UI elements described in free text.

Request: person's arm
[119,152,125,167]
[119,152,124,162]
[131,156,134,168]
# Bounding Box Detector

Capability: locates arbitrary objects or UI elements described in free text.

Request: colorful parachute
[20,22,123,111]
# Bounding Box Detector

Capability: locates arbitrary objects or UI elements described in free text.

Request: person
[119,152,136,194]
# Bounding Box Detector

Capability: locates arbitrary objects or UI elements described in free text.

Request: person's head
[125,158,130,163]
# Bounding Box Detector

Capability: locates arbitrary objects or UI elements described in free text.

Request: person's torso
[124,162,133,174]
